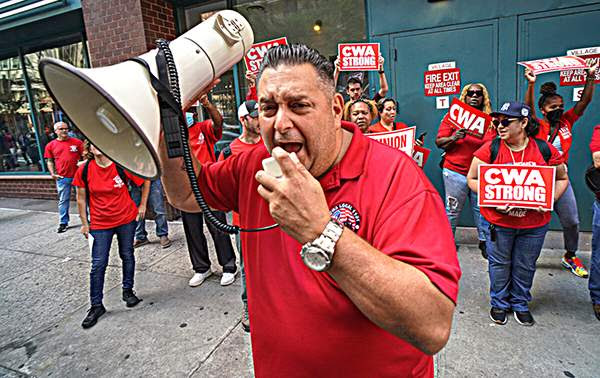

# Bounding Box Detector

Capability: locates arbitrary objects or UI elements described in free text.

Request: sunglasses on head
[466,90,483,97]
[492,118,520,127]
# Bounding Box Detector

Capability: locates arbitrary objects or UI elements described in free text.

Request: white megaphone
[39,10,253,179]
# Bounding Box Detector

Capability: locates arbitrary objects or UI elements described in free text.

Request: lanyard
[504,139,528,165]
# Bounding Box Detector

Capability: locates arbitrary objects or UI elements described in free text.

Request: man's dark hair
[257,44,334,92]
[346,76,362,89]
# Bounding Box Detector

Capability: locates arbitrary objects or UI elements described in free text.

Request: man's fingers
[256,184,273,202]
[271,147,299,177]
[255,170,279,191]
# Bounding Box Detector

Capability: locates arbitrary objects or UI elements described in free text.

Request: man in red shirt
[218,99,262,332]
[160,44,460,376]
[184,95,237,288]
[44,121,84,233]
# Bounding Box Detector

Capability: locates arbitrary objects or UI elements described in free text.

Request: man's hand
[586,60,598,78]
[245,71,256,87]
[453,128,467,140]
[81,224,89,239]
[199,94,210,107]
[51,173,64,180]
[255,147,330,244]
[136,204,146,221]
[378,55,385,72]
[524,68,536,84]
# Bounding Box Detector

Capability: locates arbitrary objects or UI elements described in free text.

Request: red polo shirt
[474,137,563,229]
[534,107,579,162]
[368,120,408,133]
[43,137,83,178]
[437,113,497,176]
[72,161,144,230]
[188,120,220,163]
[197,121,460,377]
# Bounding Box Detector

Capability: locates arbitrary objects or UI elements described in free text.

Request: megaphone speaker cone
[39,58,161,179]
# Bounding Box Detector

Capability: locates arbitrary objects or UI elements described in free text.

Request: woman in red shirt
[435,83,495,257]
[368,98,408,133]
[467,102,568,326]
[524,62,598,278]
[73,143,149,329]
[344,98,378,134]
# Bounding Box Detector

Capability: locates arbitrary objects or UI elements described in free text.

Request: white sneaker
[189,271,212,287]
[220,271,237,286]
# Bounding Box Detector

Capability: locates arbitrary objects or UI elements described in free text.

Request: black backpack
[81,160,128,214]
[489,137,552,164]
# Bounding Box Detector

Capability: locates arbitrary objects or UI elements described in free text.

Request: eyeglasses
[492,118,520,127]
[466,90,483,97]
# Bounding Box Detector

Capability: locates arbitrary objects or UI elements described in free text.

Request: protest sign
[446,98,491,139]
[478,164,556,211]
[244,37,288,74]
[367,127,416,156]
[424,68,461,96]
[412,145,431,168]
[338,43,380,71]
[517,56,587,75]
[560,46,600,86]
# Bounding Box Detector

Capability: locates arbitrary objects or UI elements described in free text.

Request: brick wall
[140,0,176,50]
[81,0,176,67]
[0,176,65,200]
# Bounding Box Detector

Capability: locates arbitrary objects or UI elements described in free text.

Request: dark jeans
[89,220,137,306]
[181,211,236,274]
[487,223,549,312]
[130,179,169,240]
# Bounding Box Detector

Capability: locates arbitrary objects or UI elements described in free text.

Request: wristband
[378,70,384,74]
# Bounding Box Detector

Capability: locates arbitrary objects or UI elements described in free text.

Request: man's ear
[332,93,345,121]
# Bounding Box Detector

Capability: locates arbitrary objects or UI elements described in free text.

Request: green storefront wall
[366,0,600,231]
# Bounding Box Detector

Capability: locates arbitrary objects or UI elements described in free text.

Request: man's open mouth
[277,142,303,154]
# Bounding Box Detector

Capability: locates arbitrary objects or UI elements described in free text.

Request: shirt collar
[318,121,368,191]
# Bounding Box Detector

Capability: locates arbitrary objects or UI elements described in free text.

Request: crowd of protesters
[43,40,600,375]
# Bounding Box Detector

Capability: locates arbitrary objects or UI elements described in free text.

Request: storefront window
[24,41,87,152]
[0,41,87,174]
[233,0,367,95]
[0,55,40,172]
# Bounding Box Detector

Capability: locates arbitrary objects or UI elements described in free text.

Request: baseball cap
[238,100,258,119]
[491,101,531,118]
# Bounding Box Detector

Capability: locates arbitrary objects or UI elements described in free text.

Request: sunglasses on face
[492,118,520,127]
[466,90,483,97]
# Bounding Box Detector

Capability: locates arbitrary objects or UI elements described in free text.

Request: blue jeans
[56,177,73,225]
[554,180,579,253]
[442,168,489,241]
[130,179,168,240]
[590,201,600,305]
[487,223,549,312]
[89,220,137,306]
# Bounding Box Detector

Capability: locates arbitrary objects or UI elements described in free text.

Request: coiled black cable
[155,39,278,234]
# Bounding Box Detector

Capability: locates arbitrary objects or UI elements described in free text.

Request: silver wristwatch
[300,218,344,272]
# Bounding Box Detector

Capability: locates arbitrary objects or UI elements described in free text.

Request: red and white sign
[244,37,288,74]
[560,46,600,86]
[338,43,380,71]
[367,127,416,156]
[447,98,491,139]
[412,145,430,168]
[517,56,588,75]
[424,68,461,96]
[478,164,556,211]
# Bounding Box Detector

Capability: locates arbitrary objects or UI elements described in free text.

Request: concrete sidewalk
[0,198,598,377]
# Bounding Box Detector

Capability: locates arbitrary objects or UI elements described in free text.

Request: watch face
[302,245,329,272]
